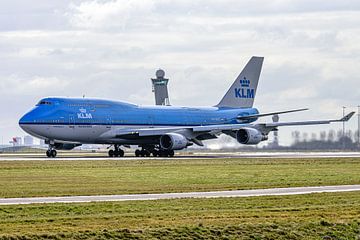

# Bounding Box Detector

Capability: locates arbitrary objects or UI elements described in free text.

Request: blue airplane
[19,57,354,158]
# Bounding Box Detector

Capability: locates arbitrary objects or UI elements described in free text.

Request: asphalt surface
[1,151,360,160]
[1,185,359,205]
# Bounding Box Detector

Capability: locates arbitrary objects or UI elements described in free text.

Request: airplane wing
[100,123,255,139]
[99,112,355,141]
[260,112,355,127]
[254,112,355,134]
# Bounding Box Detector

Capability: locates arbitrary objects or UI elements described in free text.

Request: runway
[1,185,359,205]
[1,151,360,161]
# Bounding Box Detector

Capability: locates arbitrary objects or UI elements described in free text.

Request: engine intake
[236,128,267,145]
[160,133,189,150]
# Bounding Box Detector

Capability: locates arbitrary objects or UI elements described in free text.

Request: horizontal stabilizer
[237,108,308,121]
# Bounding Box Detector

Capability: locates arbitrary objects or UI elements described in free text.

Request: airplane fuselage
[19,97,258,145]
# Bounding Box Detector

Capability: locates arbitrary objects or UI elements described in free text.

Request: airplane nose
[19,112,32,125]
[19,110,37,135]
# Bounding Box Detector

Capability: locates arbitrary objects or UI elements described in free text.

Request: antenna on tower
[272,114,279,147]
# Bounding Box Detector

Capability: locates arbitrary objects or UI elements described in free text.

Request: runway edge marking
[1,185,360,205]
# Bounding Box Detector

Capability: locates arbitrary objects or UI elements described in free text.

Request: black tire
[119,149,124,157]
[108,149,114,157]
[145,150,150,157]
[46,150,51,158]
[140,150,145,157]
[50,150,57,158]
[152,150,158,157]
[114,150,119,157]
[159,150,168,157]
[168,150,175,157]
[135,149,140,157]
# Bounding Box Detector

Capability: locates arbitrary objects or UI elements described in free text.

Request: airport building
[24,135,34,146]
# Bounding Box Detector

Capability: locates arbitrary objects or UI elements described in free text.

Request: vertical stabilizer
[216,56,264,108]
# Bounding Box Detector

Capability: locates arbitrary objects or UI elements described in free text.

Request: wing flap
[99,126,193,139]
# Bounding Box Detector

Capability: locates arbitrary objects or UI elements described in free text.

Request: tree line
[290,129,359,150]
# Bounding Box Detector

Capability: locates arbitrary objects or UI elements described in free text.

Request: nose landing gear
[46,148,57,158]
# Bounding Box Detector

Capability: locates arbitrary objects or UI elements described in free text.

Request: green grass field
[0,157,359,239]
[0,158,359,198]
[0,192,359,239]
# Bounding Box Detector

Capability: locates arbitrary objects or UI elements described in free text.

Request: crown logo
[79,108,87,113]
[240,77,250,87]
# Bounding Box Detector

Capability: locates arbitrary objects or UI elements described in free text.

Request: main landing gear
[108,144,124,157]
[135,148,174,157]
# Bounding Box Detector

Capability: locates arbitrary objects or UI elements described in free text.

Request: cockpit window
[37,100,52,106]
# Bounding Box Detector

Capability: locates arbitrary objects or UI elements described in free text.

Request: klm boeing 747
[19,57,354,158]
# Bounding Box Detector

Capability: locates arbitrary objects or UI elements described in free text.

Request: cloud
[0,75,70,95]
[0,0,360,144]
[69,0,155,29]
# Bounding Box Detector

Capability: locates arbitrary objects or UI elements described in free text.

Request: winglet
[339,112,355,122]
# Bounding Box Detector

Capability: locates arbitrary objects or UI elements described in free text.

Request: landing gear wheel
[139,149,150,157]
[135,149,141,157]
[144,150,150,157]
[152,150,159,157]
[119,149,124,157]
[50,150,57,158]
[114,151,119,157]
[114,149,124,157]
[159,150,167,157]
[46,149,57,158]
[110,145,124,158]
[108,149,114,157]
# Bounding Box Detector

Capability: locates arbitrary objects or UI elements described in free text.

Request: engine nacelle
[236,128,268,145]
[160,133,189,150]
[54,143,82,150]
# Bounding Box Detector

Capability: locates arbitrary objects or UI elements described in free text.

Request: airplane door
[69,114,75,129]
[148,115,154,127]
[106,116,112,129]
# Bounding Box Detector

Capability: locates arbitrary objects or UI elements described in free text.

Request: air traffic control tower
[151,69,170,106]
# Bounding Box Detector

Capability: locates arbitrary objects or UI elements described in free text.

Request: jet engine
[160,133,189,150]
[236,128,268,145]
[54,143,82,150]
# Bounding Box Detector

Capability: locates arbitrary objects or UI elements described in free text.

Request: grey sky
[1,0,360,145]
